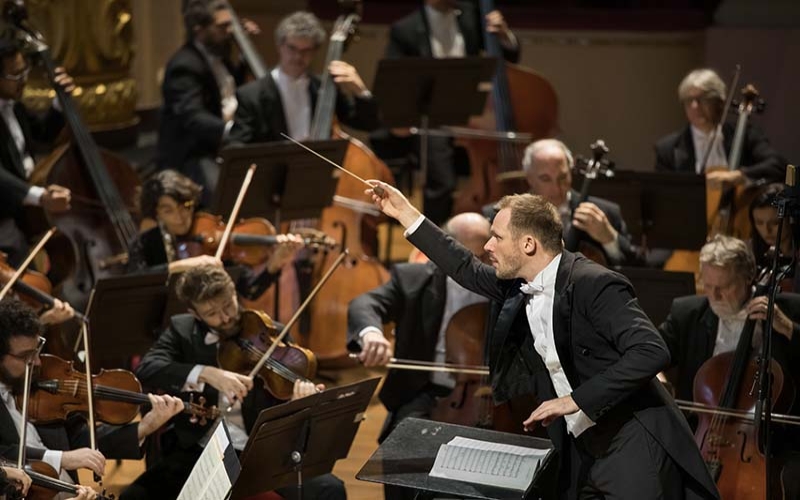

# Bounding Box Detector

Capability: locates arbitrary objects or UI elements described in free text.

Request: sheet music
[429,436,549,491]
[178,420,238,500]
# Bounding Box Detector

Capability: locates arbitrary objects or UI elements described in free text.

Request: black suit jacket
[386,1,520,62]
[407,218,719,499]
[135,314,282,451]
[229,74,380,144]
[157,43,243,171]
[0,103,63,218]
[347,262,448,411]
[654,122,786,183]
[659,294,800,404]
[0,405,141,480]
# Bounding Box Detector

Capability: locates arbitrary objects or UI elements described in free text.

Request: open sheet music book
[429,436,550,491]
[178,420,241,500]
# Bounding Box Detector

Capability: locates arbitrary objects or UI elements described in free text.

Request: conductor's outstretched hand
[365,180,422,228]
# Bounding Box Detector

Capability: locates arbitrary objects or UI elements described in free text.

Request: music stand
[357,417,556,500]
[618,267,696,325]
[372,57,497,184]
[230,377,380,500]
[87,272,171,369]
[213,139,348,224]
[574,170,707,249]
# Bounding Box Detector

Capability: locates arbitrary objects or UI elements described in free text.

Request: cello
[452,0,559,214]
[289,0,393,365]
[4,1,140,309]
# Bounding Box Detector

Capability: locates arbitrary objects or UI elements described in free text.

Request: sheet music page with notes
[429,436,549,491]
[178,420,239,500]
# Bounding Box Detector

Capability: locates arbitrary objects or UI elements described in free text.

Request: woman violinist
[127,265,340,500]
[126,169,303,300]
[749,183,797,290]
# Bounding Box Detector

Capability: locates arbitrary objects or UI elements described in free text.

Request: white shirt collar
[424,4,461,24]
[524,253,562,295]
[271,66,309,88]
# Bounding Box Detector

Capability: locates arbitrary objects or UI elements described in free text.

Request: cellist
[0,298,184,492]
[126,264,342,500]
[0,38,72,267]
[658,235,800,497]
[381,0,519,225]
[126,169,303,301]
[229,10,380,145]
[346,212,490,500]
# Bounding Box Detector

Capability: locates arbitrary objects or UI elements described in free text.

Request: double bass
[288,0,393,365]
[4,2,140,309]
[453,0,559,213]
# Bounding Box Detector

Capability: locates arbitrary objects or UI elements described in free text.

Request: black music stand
[213,139,348,224]
[573,170,707,249]
[230,377,380,500]
[617,267,696,325]
[87,272,171,369]
[357,417,556,500]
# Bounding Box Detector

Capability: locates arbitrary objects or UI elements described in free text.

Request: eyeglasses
[5,337,46,362]
[1,66,31,82]
[682,95,716,106]
[282,43,316,57]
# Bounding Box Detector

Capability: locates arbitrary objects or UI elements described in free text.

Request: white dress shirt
[424,5,466,58]
[194,42,237,137]
[0,98,44,205]
[271,67,312,140]
[713,308,761,357]
[691,125,727,174]
[523,254,595,437]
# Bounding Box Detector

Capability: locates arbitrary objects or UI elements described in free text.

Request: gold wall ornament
[21,0,138,130]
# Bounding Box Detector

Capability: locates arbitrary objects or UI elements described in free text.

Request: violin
[20,354,218,426]
[2,460,114,500]
[0,253,51,314]
[175,212,335,267]
[217,309,317,400]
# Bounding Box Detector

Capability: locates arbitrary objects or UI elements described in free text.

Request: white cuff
[403,214,426,238]
[42,450,63,473]
[23,185,45,206]
[182,365,206,392]
[52,98,62,113]
[602,236,623,263]
[222,120,234,140]
[500,31,518,51]
[357,326,384,347]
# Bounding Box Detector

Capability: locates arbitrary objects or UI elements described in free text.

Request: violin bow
[0,227,56,302]
[698,64,740,173]
[281,133,386,197]
[229,249,349,411]
[17,336,46,469]
[78,289,103,484]
[215,163,257,260]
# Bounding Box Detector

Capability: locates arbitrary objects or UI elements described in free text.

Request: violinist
[229,10,380,144]
[127,169,303,300]
[0,38,72,267]
[366,181,719,499]
[749,183,797,287]
[157,0,259,204]
[486,139,637,265]
[126,265,344,500]
[654,68,786,185]
[658,235,800,496]
[381,0,519,225]
[0,299,184,487]
[0,465,31,498]
[347,212,489,500]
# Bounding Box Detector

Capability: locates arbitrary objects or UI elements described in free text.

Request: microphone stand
[754,165,797,500]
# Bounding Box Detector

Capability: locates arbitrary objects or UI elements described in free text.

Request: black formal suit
[126,226,279,300]
[654,122,786,183]
[229,73,380,145]
[382,2,520,225]
[406,218,719,499]
[124,314,345,500]
[0,404,141,481]
[0,103,63,265]
[483,189,638,265]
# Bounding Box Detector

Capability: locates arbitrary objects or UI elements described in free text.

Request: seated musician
[0,465,30,498]
[157,0,258,204]
[654,68,786,185]
[124,265,345,500]
[126,169,303,300]
[749,183,797,289]
[486,139,637,265]
[658,235,800,496]
[0,38,72,267]
[0,298,184,491]
[347,212,489,500]
[229,10,379,144]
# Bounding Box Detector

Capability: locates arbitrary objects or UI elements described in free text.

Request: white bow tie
[204,332,220,345]
[520,282,544,295]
